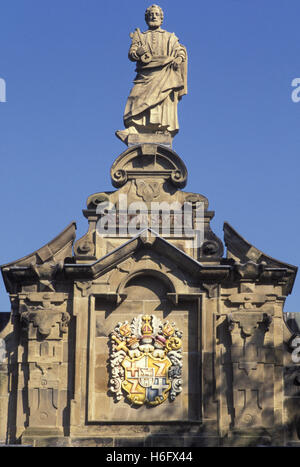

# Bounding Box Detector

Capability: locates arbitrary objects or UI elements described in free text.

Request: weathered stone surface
[0,5,298,448]
[116,5,187,144]
[0,150,296,446]
[126,133,173,148]
[70,437,113,447]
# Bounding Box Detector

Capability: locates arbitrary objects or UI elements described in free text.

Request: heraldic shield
[122,354,171,406]
[109,314,183,407]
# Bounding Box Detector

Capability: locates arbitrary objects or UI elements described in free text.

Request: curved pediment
[110,144,188,189]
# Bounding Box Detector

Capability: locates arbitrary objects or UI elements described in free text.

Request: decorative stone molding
[75,280,92,297]
[21,308,70,338]
[31,262,64,291]
[228,312,272,338]
[110,145,188,189]
[74,231,95,257]
[225,292,277,311]
[139,229,157,246]
[202,283,219,298]
[18,292,70,339]
[135,179,162,202]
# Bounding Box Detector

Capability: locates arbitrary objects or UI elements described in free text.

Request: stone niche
[0,143,298,447]
[88,275,200,423]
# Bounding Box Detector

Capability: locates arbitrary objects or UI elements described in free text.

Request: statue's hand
[136,46,147,57]
[173,56,183,70]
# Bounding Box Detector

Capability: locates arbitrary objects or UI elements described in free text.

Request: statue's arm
[128,39,140,62]
[170,41,186,70]
[174,41,187,63]
[128,32,146,62]
[128,30,149,62]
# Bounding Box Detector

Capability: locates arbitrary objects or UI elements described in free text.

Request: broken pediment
[1,222,76,294]
[0,4,299,448]
[223,221,297,295]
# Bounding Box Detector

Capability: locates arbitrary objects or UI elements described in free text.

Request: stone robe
[124,28,187,136]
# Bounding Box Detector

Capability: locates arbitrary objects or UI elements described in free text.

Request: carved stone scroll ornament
[110,144,188,189]
[109,314,183,406]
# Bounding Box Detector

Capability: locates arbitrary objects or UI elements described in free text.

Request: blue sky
[0,0,300,313]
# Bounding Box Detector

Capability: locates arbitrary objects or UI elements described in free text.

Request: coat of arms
[109,314,183,406]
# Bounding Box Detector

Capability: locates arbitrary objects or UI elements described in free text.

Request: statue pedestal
[115,130,173,148]
[127,133,172,148]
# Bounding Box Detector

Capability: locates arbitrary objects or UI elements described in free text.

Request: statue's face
[146,7,163,28]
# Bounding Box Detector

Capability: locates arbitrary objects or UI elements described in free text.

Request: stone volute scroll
[115,4,187,147]
[110,144,188,189]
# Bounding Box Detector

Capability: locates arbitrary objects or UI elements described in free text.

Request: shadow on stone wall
[0,313,10,333]
[2,309,300,447]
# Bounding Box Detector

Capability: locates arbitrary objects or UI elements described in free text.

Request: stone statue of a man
[116,5,187,144]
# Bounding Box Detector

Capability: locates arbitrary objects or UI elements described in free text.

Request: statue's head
[145,4,164,29]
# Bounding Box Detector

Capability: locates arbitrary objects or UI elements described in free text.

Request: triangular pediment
[64,228,231,282]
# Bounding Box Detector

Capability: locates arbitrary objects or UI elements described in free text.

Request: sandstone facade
[0,142,298,447]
